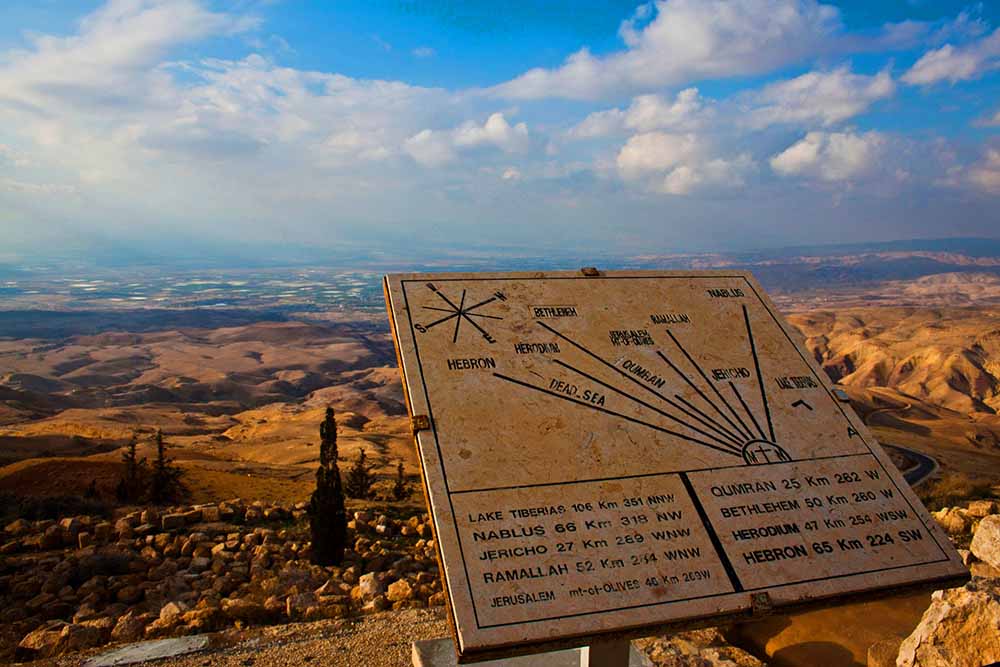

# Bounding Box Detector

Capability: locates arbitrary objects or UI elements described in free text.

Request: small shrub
[149,430,184,504]
[0,492,111,523]
[392,459,411,501]
[344,447,377,500]
[919,472,994,511]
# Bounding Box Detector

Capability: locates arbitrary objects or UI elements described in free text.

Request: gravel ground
[36,608,450,667]
[158,608,450,667]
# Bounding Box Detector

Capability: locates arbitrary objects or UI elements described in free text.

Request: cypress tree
[117,432,146,503]
[309,406,347,565]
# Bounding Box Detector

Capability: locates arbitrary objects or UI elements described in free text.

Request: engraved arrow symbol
[791,399,813,411]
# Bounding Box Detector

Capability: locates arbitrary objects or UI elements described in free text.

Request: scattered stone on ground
[1,501,441,661]
[4,494,1000,666]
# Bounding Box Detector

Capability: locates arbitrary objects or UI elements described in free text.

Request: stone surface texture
[896,577,1000,667]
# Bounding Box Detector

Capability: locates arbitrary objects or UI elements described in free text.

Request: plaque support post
[581,639,632,667]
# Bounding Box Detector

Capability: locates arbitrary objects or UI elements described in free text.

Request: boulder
[352,573,382,602]
[200,505,221,522]
[221,598,267,624]
[94,521,113,542]
[111,611,152,642]
[5,518,31,537]
[934,508,970,535]
[966,500,998,518]
[159,601,187,622]
[897,578,1000,667]
[387,579,414,602]
[58,622,104,652]
[116,585,143,605]
[286,592,318,620]
[162,514,188,531]
[189,557,211,573]
[16,622,66,660]
[361,595,389,613]
[971,515,1000,569]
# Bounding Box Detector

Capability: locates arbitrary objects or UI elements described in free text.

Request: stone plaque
[383,270,967,660]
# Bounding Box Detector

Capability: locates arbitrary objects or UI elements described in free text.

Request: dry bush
[919,472,995,511]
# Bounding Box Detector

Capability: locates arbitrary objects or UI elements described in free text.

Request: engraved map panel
[383,271,967,659]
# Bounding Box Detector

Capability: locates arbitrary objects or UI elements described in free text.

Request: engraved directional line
[655,350,746,443]
[656,344,753,439]
[743,304,776,443]
[729,381,766,441]
[537,321,743,452]
[671,394,745,448]
[550,358,742,453]
[417,284,505,343]
[493,372,742,458]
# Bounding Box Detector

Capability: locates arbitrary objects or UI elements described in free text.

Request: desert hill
[0,317,413,502]
[788,306,1000,415]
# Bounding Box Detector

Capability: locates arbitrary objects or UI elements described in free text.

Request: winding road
[860,396,939,486]
[882,443,938,486]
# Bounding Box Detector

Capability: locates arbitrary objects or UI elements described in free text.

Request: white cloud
[616,131,752,194]
[493,0,843,100]
[617,132,700,178]
[968,149,1000,194]
[0,0,256,115]
[982,109,1000,127]
[501,167,522,181]
[413,47,435,58]
[660,154,753,194]
[746,66,894,128]
[453,113,529,152]
[405,112,530,167]
[902,28,1000,85]
[570,88,705,138]
[403,129,457,167]
[770,130,884,181]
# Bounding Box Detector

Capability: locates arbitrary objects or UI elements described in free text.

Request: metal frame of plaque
[383,270,968,663]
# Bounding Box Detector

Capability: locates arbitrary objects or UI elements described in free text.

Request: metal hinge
[750,592,772,617]
[580,267,600,277]
[411,415,431,434]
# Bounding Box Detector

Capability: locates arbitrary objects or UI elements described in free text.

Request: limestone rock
[897,578,1000,667]
[966,500,998,518]
[160,601,187,622]
[934,508,970,535]
[387,579,414,602]
[5,518,31,537]
[221,598,267,624]
[58,622,104,652]
[16,622,65,660]
[352,572,382,602]
[971,515,1000,569]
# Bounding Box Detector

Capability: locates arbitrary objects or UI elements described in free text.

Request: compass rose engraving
[415,283,506,343]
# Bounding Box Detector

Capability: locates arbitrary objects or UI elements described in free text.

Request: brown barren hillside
[788,307,1000,414]
[0,317,415,504]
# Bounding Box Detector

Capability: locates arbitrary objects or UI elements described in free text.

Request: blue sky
[1,0,999,259]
